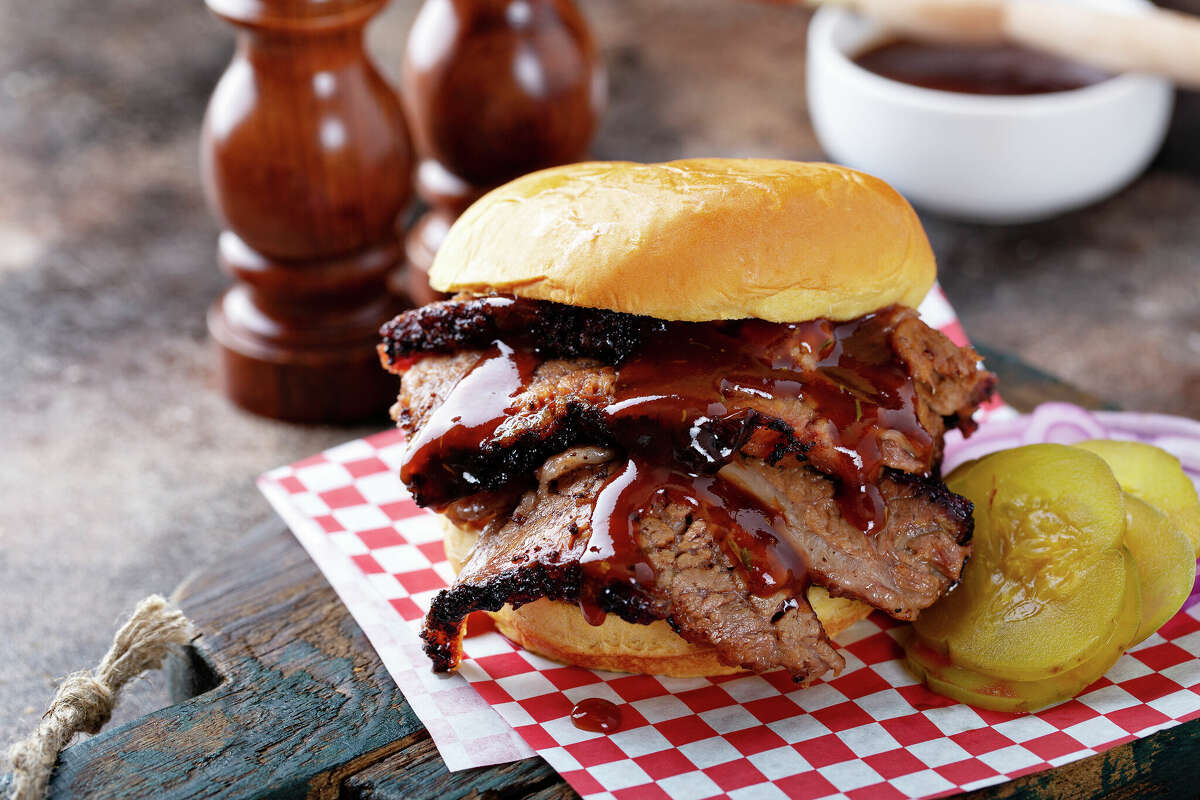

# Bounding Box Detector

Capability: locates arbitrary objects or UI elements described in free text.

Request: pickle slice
[917,444,1129,682]
[1075,439,1200,556]
[906,550,1139,712]
[1121,493,1195,644]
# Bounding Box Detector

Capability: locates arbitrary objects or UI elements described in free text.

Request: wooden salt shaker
[202,0,413,423]
[401,0,605,305]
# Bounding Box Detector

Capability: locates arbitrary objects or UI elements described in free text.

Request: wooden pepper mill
[401,0,605,305]
[202,0,413,423]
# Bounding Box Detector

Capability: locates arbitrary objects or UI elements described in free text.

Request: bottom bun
[441,516,872,678]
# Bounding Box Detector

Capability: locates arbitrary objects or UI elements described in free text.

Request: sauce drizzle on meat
[400,341,540,492]
[399,305,933,533]
[385,295,992,677]
[583,459,805,606]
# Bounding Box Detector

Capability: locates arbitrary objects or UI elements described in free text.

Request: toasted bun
[442,517,872,677]
[429,158,935,322]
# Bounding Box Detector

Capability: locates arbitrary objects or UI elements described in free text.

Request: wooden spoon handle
[1005,2,1200,89]
[834,0,1005,44]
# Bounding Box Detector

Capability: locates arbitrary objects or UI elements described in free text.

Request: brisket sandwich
[379,159,996,684]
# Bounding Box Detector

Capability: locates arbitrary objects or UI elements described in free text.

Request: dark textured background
[1,0,1197,746]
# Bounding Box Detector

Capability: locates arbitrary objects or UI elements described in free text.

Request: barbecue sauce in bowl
[853,38,1111,96]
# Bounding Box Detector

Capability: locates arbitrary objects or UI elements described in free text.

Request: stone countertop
[1,0,1197,746]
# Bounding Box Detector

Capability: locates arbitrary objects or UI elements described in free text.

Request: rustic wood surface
[37,520,569,800]
[14,355,1191,800]
[5,0,1200,748]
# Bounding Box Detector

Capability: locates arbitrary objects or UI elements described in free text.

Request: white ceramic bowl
[806,0,1174,223]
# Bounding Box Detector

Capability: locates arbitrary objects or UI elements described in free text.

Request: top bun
[429,158,935,322]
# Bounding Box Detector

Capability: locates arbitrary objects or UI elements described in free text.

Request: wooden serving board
[32,348,1200,799]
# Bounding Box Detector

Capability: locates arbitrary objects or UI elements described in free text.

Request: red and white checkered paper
[259,288,1200,797]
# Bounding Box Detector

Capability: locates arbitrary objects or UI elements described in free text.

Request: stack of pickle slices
[905,441,1200,713]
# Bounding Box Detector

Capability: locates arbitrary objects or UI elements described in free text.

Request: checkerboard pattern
[259,290,1200,798]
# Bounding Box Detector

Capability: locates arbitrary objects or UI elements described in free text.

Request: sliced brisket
[893,316,996,437]
[393,351,953,508]
[396,296,992,679]
[633,491,843,680]
[424,449,843,679]
[720,459,972,619]
[422,451,972,678]
[388,298,993,509]
[422,457,623,672]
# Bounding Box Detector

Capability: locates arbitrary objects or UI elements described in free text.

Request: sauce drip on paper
[571,698,623,733]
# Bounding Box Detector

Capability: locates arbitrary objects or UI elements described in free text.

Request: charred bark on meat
[380,294,664,368]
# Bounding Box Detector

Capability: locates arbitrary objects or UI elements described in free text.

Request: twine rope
[4,595,195,800]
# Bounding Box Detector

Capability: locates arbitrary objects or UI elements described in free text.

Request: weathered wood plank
[46,524,419,800]
[341,737,569,800]
[40,520,1200,800]
[962,721,1200,800]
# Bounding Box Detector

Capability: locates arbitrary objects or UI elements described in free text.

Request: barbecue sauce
[582,459,806,603]
[400,341,539,492]
[398,304,936,606]
[570,698,622,733]
[853,38,1111,96]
